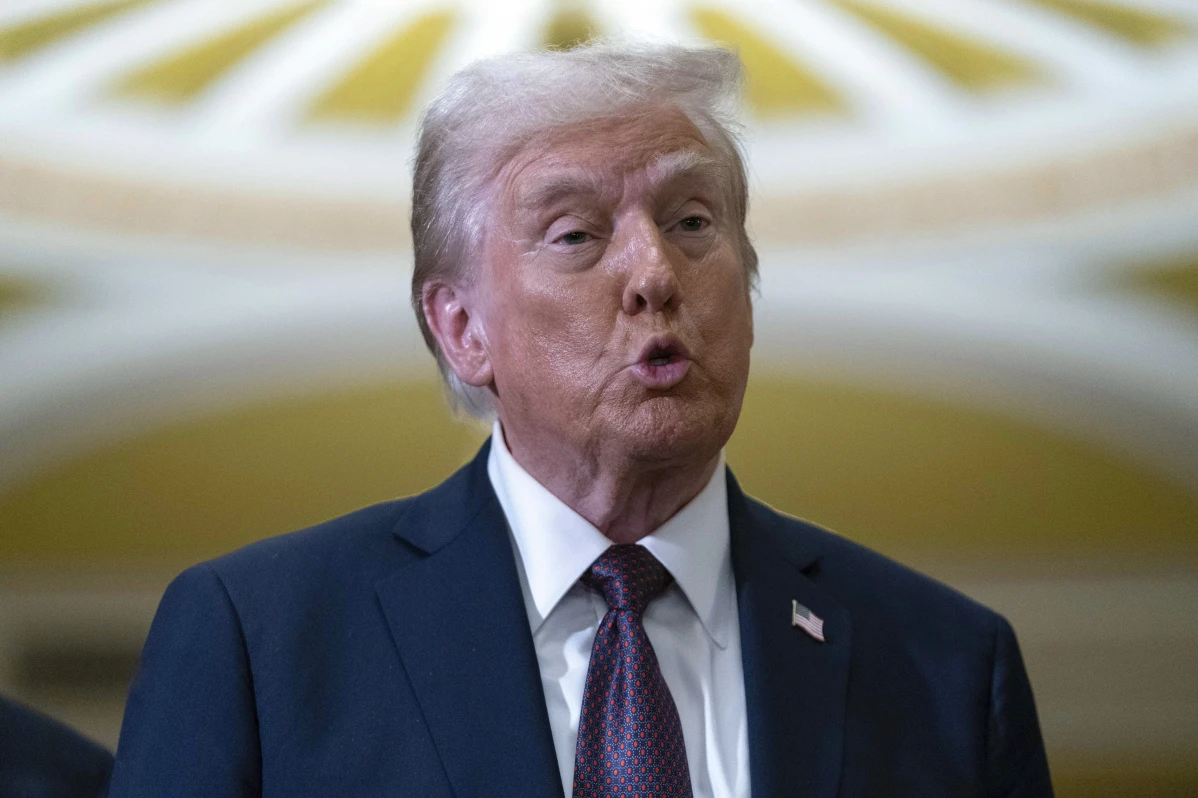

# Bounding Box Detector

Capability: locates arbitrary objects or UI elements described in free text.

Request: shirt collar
[487,421,734,648]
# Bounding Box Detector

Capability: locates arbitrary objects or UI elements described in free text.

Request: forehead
[497,109,718,207]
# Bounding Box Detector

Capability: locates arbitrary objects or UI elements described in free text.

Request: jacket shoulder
[206,496,414,584]
[175,441,495,613]
[744,495,1007,640]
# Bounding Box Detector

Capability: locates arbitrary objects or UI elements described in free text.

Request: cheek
[494,274,619,377]
[689,255,752,342]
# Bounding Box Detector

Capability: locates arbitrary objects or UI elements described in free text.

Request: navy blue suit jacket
[109,440,1052,796]
[0,695,113,798]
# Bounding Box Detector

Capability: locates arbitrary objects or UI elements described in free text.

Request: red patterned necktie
[572,544,693,798]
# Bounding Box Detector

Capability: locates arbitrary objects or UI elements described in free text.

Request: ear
[421,280,493,388]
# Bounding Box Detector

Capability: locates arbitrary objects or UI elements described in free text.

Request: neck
[497,423,721,544]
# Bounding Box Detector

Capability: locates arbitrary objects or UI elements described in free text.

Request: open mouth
[646,345,680,367]
[632,338,692,388]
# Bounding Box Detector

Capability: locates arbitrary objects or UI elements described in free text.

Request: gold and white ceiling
[2,0,1197,560]
[1,0,1196,540]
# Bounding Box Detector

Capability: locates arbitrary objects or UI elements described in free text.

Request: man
[0,694,113,798]
[109,42,1052,797]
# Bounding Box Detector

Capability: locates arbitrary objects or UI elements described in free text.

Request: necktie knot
[581,544,672,616]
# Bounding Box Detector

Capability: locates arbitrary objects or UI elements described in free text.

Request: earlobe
[421,281,493,388]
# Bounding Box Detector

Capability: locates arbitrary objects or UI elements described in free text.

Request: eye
[678,216,707,232]
[557,230,590,246]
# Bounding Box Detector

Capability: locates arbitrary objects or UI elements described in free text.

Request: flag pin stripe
[792,599,825,642]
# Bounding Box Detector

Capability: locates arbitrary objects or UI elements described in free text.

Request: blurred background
[0,0,1195,794]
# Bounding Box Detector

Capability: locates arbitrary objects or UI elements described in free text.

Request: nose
[620,221,681,316]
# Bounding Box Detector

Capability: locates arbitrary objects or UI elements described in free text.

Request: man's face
[475,109,753,466]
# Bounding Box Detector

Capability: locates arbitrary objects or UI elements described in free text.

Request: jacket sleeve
[985,616,1054,798]
[108,563,261,797]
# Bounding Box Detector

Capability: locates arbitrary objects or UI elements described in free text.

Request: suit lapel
[375,441,564,798]
[729,471,852,798]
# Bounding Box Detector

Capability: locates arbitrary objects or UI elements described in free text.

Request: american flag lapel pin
[792,600,825,642]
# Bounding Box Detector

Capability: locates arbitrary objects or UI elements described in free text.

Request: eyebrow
[645,149,729,194]
[515,171,606,212]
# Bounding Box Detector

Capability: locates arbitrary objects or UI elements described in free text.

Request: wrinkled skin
[423,109,753,542]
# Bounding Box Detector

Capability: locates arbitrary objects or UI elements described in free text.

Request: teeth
[648,356,670,366]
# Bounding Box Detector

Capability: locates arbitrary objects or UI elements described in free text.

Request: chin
[613,394,737,464]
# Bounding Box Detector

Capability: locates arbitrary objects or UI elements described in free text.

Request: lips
[631,336,692,389]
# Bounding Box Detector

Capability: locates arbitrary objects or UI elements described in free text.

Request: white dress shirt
[487,422,751,798]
